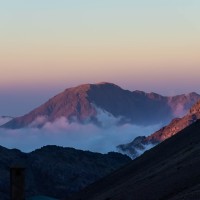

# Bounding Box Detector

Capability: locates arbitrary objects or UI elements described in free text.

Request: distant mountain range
[0,145,130,200]
[68,120,200,200]
[118,100,200,158]
[2,82,200,129]
[0,116,13,126]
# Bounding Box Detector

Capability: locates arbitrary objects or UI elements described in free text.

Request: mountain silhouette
[0,145,130,200]
[69,120,200,200]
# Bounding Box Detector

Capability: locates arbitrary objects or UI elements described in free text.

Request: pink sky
[0,1,200,116]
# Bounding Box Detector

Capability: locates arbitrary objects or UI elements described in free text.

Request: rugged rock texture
[0,145,131,200]
[2,83,200,129]
[118,100,200,158]
[68,120,200,200]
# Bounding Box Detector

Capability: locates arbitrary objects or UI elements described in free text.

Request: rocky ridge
[2,83,200,129]
[69,120,200,200]
[0,145,130,200]
[118,100,200,158]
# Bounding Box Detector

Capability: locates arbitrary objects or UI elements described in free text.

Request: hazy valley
[1,82,200,154]
[1,82,200,199]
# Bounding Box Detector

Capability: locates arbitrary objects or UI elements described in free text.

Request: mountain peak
[2,83,200,129]
[65,83,91,93]
[91,82,123,89]
[95,82,117,86]
[65,82,122,93]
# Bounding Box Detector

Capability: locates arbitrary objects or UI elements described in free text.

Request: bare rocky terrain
[2,83,200,129]
[118,100,200,158]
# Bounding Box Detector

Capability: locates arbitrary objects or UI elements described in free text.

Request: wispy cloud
[0,110,161,154]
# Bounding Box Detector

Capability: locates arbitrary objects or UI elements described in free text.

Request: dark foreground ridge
[68,120,200,200]
[0,145,130,200]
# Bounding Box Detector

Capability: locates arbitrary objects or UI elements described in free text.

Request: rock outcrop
[118,100,200,158]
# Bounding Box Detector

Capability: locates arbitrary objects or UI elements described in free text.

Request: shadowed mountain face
[68,120,200,200]
[0,145,130,200]
[0,116,13,126]
[2,83,200,129]
[118,100,200,158]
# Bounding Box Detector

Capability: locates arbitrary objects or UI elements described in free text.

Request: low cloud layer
[0,110,162,154]
[172,103,188,118]
[118,143,156,159]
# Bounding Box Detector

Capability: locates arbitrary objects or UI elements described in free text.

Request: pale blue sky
[0,0,200,116]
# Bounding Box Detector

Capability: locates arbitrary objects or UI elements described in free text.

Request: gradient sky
[1,0,200,116]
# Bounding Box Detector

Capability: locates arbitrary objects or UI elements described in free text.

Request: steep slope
[0,145,130,200]
[69,120,200,200]
[2,83,200,129]
[118,100,200,158]
[0,116,13,126]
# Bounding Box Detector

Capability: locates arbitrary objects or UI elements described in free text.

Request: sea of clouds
[0,111,162,154]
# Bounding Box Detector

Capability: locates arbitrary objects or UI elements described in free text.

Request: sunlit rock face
[118,99,200,159]
[2,83,200,129]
